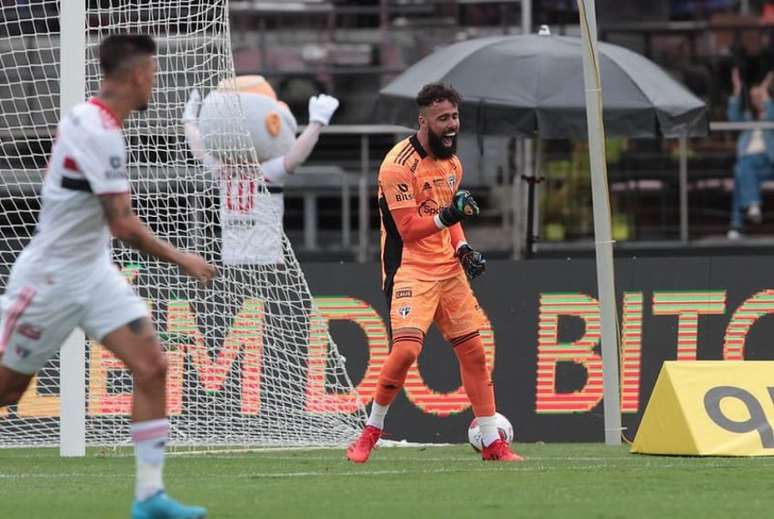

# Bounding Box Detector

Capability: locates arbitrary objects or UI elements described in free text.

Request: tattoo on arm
[99,194,145,248]
[99,193,179,263]
[99,194,133,223]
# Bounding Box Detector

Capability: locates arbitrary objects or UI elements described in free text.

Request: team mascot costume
[182,75,339,264]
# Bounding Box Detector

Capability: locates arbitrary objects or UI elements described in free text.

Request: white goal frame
[0,0,367,456]
[59,0,87,458]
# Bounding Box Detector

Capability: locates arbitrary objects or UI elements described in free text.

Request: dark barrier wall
[303,257,774,443]
[3,256,774,444]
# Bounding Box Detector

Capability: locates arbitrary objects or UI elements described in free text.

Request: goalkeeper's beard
[428,128,457,159]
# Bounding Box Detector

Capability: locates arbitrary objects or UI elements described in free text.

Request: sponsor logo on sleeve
[105,170,128,180]
[105,155,127,179]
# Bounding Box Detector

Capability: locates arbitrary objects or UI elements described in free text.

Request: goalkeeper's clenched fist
[456,244,486,279]
[437,190,480,227]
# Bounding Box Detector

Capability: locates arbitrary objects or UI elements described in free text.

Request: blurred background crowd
[4,0,774,259]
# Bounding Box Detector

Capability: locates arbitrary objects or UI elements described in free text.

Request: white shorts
[0,261,148,374]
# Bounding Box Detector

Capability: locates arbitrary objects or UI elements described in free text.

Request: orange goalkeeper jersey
[378,134,464,286]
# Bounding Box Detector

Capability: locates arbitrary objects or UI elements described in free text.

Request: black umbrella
[379,33,708,138]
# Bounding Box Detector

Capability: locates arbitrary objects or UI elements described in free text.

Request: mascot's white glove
[308,94,340,126]
[183,88,202,124]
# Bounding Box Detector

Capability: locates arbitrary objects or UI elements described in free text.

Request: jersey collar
[88,97,123,128]
[409,134,429,159]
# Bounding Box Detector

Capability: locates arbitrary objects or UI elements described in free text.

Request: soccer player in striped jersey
[0,35,215,518]
[346,83,523,463]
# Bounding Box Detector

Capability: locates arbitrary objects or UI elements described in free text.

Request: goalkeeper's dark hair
[99,34,156,78]
[416,83,462,109]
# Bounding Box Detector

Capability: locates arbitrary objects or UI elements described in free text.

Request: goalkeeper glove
[438,190,480,227]
[457,244,486,279]
[308,94,340,126]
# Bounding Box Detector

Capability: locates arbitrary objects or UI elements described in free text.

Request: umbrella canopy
[378,34,708,139]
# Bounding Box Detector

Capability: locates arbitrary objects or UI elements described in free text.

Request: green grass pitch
[0,444,772,518]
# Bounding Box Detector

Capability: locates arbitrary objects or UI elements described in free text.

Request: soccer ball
[468,412,514,452]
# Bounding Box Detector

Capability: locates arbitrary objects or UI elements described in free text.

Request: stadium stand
[6,1,774,257]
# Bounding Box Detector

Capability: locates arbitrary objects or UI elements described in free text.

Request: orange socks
[452,331,495,417]
[373,330,493,418]
[373,334,423,407]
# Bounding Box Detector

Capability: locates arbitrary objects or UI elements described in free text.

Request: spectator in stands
[764,2,774,25]
[727,68,774,239]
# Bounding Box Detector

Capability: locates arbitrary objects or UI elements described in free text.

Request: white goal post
[0,0,366,454]
[58,0,87,458]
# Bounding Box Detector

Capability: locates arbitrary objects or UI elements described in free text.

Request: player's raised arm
[281,94,340,174]
[378,162,429,242]
[255,94,341,189]
[98,193,216,285]
[182,89,210,163]
[382,161,479,242]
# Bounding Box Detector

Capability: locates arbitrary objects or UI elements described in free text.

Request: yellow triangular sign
[632,361,774,456]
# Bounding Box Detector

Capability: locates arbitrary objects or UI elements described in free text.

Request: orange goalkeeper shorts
[388,270,485,341]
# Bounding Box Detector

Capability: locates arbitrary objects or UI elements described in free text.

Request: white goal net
[0,0,365,448]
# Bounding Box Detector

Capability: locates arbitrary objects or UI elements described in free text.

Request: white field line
[0,465,592,480]
[167,441,455,457]
[167,446,345,457]
[0,472,122,479]
[165,455,614,462]
[237,466,561,478]
[0,459,758,481]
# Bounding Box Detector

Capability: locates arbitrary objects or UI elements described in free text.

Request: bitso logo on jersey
[395,183,412,202]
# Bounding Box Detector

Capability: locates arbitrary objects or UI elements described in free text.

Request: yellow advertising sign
[632,361,774,456]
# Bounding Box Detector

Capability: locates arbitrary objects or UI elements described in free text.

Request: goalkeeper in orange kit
[346,83,523,463]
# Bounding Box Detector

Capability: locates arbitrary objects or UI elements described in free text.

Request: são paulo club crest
[398,304,412,318]
[447,174,456,189]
